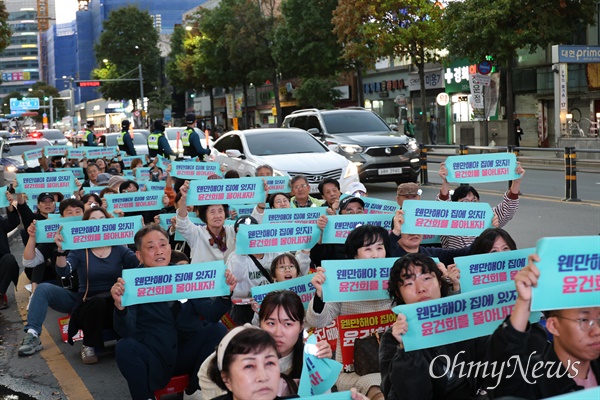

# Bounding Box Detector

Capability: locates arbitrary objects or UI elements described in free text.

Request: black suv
[282,108,420,184]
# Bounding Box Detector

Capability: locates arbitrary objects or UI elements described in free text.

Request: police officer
[117,120,136,156]
[84,120,97,146]
[182,113,210,160]
[147,119,174,159]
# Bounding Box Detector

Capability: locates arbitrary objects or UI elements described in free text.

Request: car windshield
[165,128,183,140]
[132,134,146,144]
[246,132,327,156]
[39,130,64,139]
[322,112,390,134]
[2,141,46,155]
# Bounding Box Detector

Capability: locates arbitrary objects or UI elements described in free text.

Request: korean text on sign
[321,258,396,302]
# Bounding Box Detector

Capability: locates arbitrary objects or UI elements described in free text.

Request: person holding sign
[176,181,236,263]
[379,253,484,400]
[0,189,21,310]
[111,225,236,400]
[306,224,391,400]
[290,175,323,208]
[16,191,64,246]
[437,162,524,249]
[54,207,140,364]
[318,178,342,215]
[487,254,600,398]
[469,227,517,255]
[270,253,302,282]
[182,113,210,160]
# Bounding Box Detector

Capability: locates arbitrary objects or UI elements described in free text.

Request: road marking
[16,273,94,400]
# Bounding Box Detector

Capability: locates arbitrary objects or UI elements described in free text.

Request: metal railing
[418,144,600,202]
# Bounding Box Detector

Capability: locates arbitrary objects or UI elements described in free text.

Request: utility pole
[139,63,144,127]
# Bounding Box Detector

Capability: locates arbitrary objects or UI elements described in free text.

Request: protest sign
[67,148,86,159]
[321,258,396,302]
[545,387,600,400]
[264,176,290,192]
[44,145,70,157]
[186,177,266,206]
[104,190,163,213]
[80,186,103,196]
[339,193,399,214]
[155,155,171,170]
[311,320,339,353]
[121,260,229,306]
[422,234,441,244]
[0,185,9,208]
[171,161,222,179]
[23,148,43,162]
[402,200,493,236]
[141,181,167,192]
[321,214,393,244]
[531,236,600,311]
[236,222,320,254]
[337,310,397,371]
[297,392,353,400]
[121,155,143,169]
[35,216,82,243]
[85,146,118,159]
[60,216,142,250]
[123,170,134,178]
[17,171,78,193]
[135,168,151,181]
[55,167,84,180]
[445,153,520,184]
[251,275,315,309]
[455,248,535,292]
[230,204,256,216]
[298,334,342,397]
[263,208,326,225]
[392,282,541,352]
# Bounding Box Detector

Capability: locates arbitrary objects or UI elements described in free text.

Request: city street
[0,166,598,400]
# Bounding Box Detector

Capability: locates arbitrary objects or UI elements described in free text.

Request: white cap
[344,181,367,197]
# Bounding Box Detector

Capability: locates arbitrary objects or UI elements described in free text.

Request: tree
[0,1,12,84]
[443,0,597,145]
[91,5,161,106]
[1,91,23,115]
[28,82,66,124]
[294,78,342,109]
[334,0,444,137]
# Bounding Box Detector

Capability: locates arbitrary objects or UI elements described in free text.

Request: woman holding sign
[306,225,391,400]
[54,207,140,364]
[176,181,236,264]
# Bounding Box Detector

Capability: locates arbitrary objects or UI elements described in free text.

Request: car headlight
[407,139,419,153]
[6,165,17,173]
[344,161,359,178]
[339,144,364,154]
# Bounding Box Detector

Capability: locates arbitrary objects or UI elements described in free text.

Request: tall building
[0,0,56,98]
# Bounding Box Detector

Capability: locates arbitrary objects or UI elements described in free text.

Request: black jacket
[389,232,471,266]
[0,206,21,257]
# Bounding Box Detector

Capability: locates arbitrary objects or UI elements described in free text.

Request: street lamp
[61,75,76,131]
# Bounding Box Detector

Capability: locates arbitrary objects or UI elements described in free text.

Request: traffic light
[44,96,49,101]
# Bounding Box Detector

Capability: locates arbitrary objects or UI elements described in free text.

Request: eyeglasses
[293,184,308,190]
[554,316,600,332]
[276,265,295,271]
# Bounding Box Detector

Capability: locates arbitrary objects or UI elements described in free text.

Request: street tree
[443,0,597,145]
[1,91,23,115]
[0,1,11,83]
[334,0,444,137]
[91,5,161,108]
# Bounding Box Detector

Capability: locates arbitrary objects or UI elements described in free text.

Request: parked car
[211,128,360,194]
[132,129,151,139]
[282,108,420,184]
[28,129,71,146]
[0,138,52,182]
[98,132,149,155]
[165,127,213,157]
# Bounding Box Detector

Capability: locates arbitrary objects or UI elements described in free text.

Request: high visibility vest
[182,127,194,156]
[147,133,160,150]
[117,131,126,145]
[84,129,95,144]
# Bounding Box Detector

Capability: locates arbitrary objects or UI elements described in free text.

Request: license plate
[378,167,403,175]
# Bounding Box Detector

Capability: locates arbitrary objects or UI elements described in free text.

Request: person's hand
[325,207,336,216]
[439,263,461,292]
[169,216,177,233]
[391,314,408,345]
[220,164,227,174]
[350,387,369,400]
[225,269,237,295]
[330,199,340,214]
[312,266,326,298]
[514,254,540,303]
[111,277,126,310]
[392,209,404,236]
[113,209,125,218]
[39,155,49,171]
[180,180,190,198]
[439,162,448,182]
[315,338,333,359]
[162,193,170,207]
[229,208,238,220]
[54,225,64,252]
[515,162,525,179]
[166,163,172,176]
[27,220,37,237]
[101,198,108,209]
[250,298,260,313]
[153,214,161,225]
[316,215,328,231]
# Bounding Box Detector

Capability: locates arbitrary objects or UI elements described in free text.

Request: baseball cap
[96,173,111,186]
[185,113,196,124]
[108,175,126,188]
[86,120,94,127]
[344,182,367,197]
[121,119,130,128]
[397,182,422,196]
[37,192,64,203]
[339,196,365,212]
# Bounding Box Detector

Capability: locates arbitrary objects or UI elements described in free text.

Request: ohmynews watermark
[429,351,580,390]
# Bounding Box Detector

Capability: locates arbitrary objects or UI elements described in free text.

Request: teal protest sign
[297,392,352,400]
[0,185,9,208]
[321,214,393,244]
[263,208,326,225]
[23,148,43,161]
[230,204,256,216]
[155,155,171,170]
[60,216,142,250]
[35,216,83,243]
[44,145,70,157]
[67,148,86,159]
[104,190,163,213]
[123,170,134,178]
[55,167,84,180]
[402,200,493,236]
[236,222,320,254]
[445,153,520,183]
[298,334,343,397]
[158,213,234,241]
[171,160,222,179]
[121,261,229,306]
[141,181,167,192]
[422,234,441,244]
[392,282,542,352]
[251,275,315,309]
[545,387,599,400]
[340,193,399,214]
[135,168,151,181]
[456,248,535,292]
[186,177,266,205]
[17,171,78,193]
[80,186,103,196]
[264,176,290,193]
[321,258,397,302]
[531,236,600,312]
[85,146,119,159]
[121,155,143,169]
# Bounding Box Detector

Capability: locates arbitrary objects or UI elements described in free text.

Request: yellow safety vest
[181,128,193,147]
[117,131,127,145]
[148,133,160,150]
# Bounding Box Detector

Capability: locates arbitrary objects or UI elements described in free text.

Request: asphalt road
[0,165,598,400]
